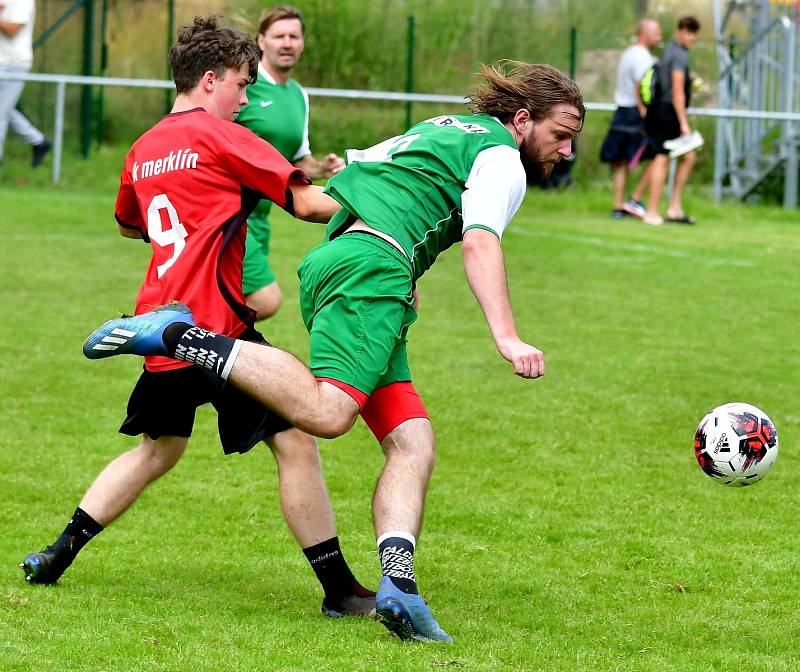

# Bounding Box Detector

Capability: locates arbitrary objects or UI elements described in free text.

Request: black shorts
[599,107,647,164]
[119,328,292,455]
[644,103,681,155]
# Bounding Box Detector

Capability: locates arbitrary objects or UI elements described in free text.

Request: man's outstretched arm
[461,228,544,379]
[288,184,341,223]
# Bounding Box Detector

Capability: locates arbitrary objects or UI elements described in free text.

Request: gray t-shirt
[614,44,654,108]
[657,41,691,105]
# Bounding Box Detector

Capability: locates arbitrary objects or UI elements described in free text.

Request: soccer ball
[693,402,779,487]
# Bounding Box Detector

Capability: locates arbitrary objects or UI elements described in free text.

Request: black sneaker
[321,592,377,618]
[32,139,52,168]
[20,547,65,584]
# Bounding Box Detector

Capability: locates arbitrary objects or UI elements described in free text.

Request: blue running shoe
[83,302,194,359]
[375,576,453,643]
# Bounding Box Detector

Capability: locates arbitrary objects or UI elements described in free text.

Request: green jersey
[237,64,311,225]
[324,113,526,280]
[237,63,310,162]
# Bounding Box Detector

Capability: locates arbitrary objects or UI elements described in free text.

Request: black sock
[46,507,104,576]
[303,537,373,603]
[163,325,239,380]
[378,534,418,595]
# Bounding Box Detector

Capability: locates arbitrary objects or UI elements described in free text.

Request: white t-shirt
[614,43,654,108]
[0,0,35,69]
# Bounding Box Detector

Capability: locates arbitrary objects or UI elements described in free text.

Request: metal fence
[3,70,800,200]
[713,0,800,207]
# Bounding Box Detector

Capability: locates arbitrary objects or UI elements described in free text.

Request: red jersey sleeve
[221,129,310,208]
[114,154,146,235]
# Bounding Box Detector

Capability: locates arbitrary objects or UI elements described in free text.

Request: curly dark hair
[170,15,259,94]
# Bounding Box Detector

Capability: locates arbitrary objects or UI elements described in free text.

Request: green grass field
[1,182,799,671]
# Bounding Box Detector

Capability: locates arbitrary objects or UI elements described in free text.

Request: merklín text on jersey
[324,113,526,281]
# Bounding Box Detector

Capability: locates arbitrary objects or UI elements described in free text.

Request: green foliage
[229,0,611,93]
[2,182,800,670]
[10,0,736,188]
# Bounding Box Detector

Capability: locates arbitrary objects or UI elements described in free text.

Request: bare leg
[646,154,670,219]
[373,418,436,539]
[21,435,188,584]
[372,418,452,642]
[246,281,282,321]
[268,426,376,615]
[266,428,335,547]
[228,342,360,438]
[611,162,627,210]
[666,150,696,218]
[631,161,653,202]
[79,435,188,526]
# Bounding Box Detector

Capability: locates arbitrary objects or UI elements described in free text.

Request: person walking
[0,0,51,166]
[637,15,702,225]
[599,18,661,219]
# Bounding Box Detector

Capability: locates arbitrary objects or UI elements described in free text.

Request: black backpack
[640,64,661,107]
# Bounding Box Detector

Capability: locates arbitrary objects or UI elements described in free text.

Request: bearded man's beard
[520,132,562,184]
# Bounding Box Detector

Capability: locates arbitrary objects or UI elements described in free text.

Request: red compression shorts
[317,378,428,443]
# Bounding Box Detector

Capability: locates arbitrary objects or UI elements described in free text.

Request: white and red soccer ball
[694,402,779,487]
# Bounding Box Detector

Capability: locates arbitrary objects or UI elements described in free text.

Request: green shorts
[242,211,275,295]
[298,232,416,395]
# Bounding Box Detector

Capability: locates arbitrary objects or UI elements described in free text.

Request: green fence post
[166,0,175,113]
[569,26,577,79]
[405,15,415,131]
[80,0,94,158]
[96,0,108,146]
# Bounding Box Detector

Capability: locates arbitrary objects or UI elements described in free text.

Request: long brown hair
[469,61,585,127]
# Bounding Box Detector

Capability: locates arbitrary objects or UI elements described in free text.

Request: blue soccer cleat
[375,576,453,643]
[20,549,62,584]
[83,302,194,359]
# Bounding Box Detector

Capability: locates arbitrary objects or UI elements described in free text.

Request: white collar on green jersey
[258,62,277,85]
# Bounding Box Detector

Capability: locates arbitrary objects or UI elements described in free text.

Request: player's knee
[404,440,436,475]
[137,435,185,477]
[311,412,358,440]
[268,429,321,467]
[381,418,436,473]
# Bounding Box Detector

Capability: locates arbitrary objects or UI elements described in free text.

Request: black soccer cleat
[321,592,377,618]
[20,548,65,585]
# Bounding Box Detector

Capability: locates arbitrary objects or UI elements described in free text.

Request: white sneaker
[622,198,647,219]
[663,131,704,159]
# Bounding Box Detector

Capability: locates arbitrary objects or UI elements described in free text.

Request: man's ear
[200,70,217,92]
[513,108,531,134]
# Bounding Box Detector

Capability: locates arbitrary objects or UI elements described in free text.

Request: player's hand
[412,287,420,310]
[680,122,691,137]
[323,153,345,177]
[496,337,544,379]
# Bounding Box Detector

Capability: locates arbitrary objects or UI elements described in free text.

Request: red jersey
[114,108,309,372]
